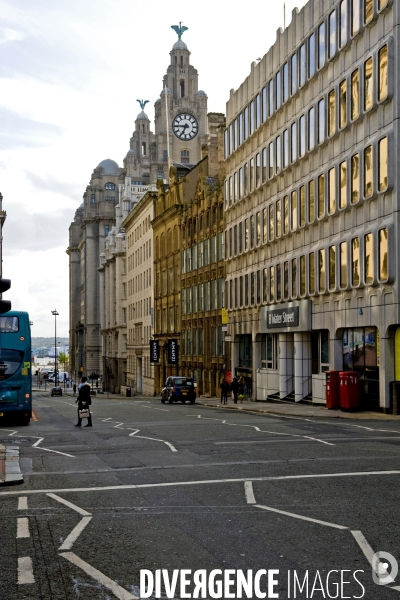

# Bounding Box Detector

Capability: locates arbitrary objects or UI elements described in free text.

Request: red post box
[339,371,360,411]
[326,371,341,409]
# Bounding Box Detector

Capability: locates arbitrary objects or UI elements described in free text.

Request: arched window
[160,233,165,255]
[155,236,160,259]
[180,80,185,97]
[219,204,224,220]
[105,183,115,190]
[142,142,146,156]
[167,229,172,252]
[91,193,96,203]
[181,150,190,164]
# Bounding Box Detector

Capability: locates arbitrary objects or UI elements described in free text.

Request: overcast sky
[0,0,308,337]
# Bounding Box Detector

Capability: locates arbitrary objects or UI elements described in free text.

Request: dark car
[161,376,196,404]
[51,386,63,397]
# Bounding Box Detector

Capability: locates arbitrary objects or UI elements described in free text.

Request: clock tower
[152,24,208,181]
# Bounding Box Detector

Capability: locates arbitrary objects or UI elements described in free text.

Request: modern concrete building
[224,0,393,411]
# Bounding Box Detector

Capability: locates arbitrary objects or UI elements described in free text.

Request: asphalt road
[1,390,400,599]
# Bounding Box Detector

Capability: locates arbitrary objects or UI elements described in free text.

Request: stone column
[279,333,294,398]
[294,332,312,402]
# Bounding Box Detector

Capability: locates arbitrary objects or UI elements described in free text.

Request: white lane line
[153,408,169,412]
[47,493,92,516]
[58,516,92,551]
[303,435,335,446]
[133,434,178,452]
[60,551,138,599]
[113,423,125,428]
[32,446,75,458]
[17,517,30,538]
[255,504,348,530]
[350,530,395,588]
[2,469,400,496]
[18,557,35,584]
[244,480,256,504]
[18,497,28,510]
[32,438,44,447]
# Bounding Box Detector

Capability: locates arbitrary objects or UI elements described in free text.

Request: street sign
[168,339,178,364]
[150,340,160,363]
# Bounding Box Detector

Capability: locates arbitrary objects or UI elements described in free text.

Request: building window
[309,33,316,78]
[244,162,248,195]
[318,98,325,143]
[250,272,255,305]
[364,58,373,111]
[379,228,388,281]
[340,241,347,287]
[181,150,190,164]
[250,100,255,135]
[328,167,336,214]
[244,274,249,306]
[312,330,330,373]
[269,204,274,241]
[351,69,360,120]
[365,233,373,284]
[291,53,297,94]
[309,252,315,294]
[256,270,261,304]
[300,186,306,227]
[262,148,267,182]
[283,261,289,300]
[378,137,388,191]
[351,153,360,203]
[318,22,325,69]
[339,80,347,128]
[276,136,282,173]
[283,129,289,167]
[244,219,249,252]
[339,160,347,209]
[91,193,96,203]
[250,215,255,248]
[105,183,115,190]
[269,79,274,116]
[249,158,254,192]
[318,249,326,293]
[364,0,373,24]
[329,10,336,58]
[328,90,335,136]
[318,174,325,218]
[364,145,373,198]
[270,266,275,302]
[256,153,261,187]
[256,93,261,129]
[276,199,282,237]
[268,142,274,178]
[300,255,306,296]
[262,87,267,123]
[339,0,348,47]
[351,237,360,286]
[329,245,336,290]
[283,195,289,235]
[292,258,297,298]
[299,115,306,157]
[299,44,306,87]
[276,264,282,301]
[104,226,109,236]
[256,212,261,246]
[261,334,278,369]
[291,191,297,231]
[309,180,315,223]
[239,168,243,198]
[283,62,289,102]
[378,45,388,101]
[276,71,281,110]
[244,106,249,140]
[351,0,360,35]
[308,107,315,151]
[291,122,297,162]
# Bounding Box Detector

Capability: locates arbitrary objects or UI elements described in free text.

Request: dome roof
[136,110,149,120]
[97,158,119,175]
[196,90,207,96]
[161,87,172,96]
[172,39,188,51]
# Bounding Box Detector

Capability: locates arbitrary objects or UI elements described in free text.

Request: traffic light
[0,278,11,314]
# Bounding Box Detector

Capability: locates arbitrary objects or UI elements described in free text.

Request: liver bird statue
[171,22,188,40]
[136,99,150,110]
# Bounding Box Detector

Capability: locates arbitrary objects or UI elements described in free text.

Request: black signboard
[150,340,160,363]
[168,339,178,364]
[266,306,300,329]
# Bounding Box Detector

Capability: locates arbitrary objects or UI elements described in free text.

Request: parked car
[51,386,63,396]
[161,376,196,404]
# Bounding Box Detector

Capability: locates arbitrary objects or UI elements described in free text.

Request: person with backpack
[74,376,92,427]
[231,377,239,404]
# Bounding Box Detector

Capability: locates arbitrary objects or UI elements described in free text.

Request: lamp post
[51,310,59,386]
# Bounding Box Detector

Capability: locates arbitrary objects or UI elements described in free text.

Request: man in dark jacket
[230,377,239,404]
[75,376,92,427]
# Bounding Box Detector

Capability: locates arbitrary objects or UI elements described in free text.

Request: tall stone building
[224,0,395,411]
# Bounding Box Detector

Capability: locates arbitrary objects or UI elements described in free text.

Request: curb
[0,444,23,485]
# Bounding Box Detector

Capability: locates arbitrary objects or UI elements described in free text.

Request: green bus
[0,311,32,425]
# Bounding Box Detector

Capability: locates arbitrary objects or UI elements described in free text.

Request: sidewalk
[0,444,23,485]
[196,396,400,420]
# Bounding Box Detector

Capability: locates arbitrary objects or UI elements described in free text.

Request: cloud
[25,171,82,198]
[0,107,62,149]
[0,27,25,44]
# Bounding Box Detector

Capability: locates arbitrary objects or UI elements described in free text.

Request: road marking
[349,530,397,591]
[244,480,256,504]
[58,516,92,551]
[18,557,35,584]
[60,551,138,599]
[47,493,92,516]
[113,423,125,428]
[303,435,335,446]
[255,504,348,530]
[17,517,30,538]
[2,469,400,496]
[18,497,28,510]
[32,438,44,447]
[153,408,169,412]
[32,446,75,458]
[128,430,177,452]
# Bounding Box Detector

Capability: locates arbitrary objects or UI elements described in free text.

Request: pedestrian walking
[74,376,92,427]
[231,377,239,404]
[73,383,77,394]
[220,378,229,405]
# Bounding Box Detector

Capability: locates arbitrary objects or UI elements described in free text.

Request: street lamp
[51,310,59,385]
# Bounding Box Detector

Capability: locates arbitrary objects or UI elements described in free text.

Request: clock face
[172,113,199,140]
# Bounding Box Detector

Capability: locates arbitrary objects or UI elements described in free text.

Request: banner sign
[168,339,178,364]
[150,340,160,363]
[267,306,300,329]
